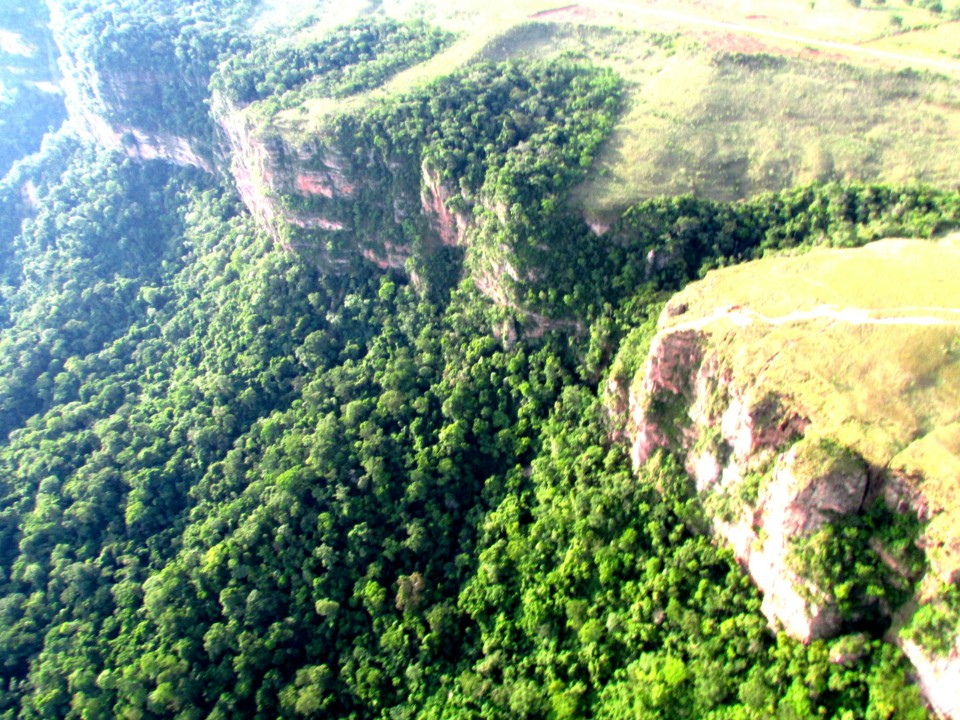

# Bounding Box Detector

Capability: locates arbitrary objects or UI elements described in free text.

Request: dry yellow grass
[862,21,960,64]
[571,46,960,218]
[664,234,960,319]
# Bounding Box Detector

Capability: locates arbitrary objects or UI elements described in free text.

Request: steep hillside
[0,1,65,176]
[5,1,960,717]
[608,235,960,717]
[214,51,621,312]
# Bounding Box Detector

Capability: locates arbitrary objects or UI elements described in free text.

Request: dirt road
[586,0,960,74]
[665,304,960,334]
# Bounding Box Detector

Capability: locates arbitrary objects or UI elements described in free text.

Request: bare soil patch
[703,31,777,55]
[530,4,598,22]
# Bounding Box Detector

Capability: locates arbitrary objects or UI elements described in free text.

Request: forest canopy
[0,2,957,719]
[0,137,949,720]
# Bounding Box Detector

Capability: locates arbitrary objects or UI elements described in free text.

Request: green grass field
[863,21,960,64]
[572,50,960,219]
[660,234,960,578]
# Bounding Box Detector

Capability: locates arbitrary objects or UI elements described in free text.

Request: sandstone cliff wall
[610,299,960,716]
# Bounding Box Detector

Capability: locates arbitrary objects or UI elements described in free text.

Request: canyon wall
[608,294,960,717]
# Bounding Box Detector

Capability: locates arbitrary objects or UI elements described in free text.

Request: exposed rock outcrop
[49,1,214,172]
[116,126,212,171]
[611,288,960,716]
[68,104,213,170]
[295,168,356,199]
[899,638,960,719]
[217,102,358,248]
[420,163,470,248]
[212,100,480,275]
[217,105,284,242]
[722,440,867,642]
[58,64,212,170]
[617,317,868,641]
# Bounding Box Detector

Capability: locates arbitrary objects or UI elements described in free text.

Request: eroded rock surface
[899,638,960,719]
[617,311,869,642]
[610,291,960,715]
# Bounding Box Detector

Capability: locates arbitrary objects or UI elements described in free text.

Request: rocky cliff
[46,0,476,281]
[51,35,521,304]
[53,49,478,290]
[900,635,960,719]
[46,0,627,322]
[615,323,863,642]
[47,0,219,172]
[608,237,960,716]
[214,97,471,271]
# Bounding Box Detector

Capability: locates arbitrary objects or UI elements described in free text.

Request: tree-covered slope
[0,128,953,718]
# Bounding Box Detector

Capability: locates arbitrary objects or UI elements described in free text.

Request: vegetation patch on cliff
[211,18,454,108]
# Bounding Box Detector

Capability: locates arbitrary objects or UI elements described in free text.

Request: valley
[0,0,957,717]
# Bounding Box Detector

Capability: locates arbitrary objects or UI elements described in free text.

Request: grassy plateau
[660,234,960,578]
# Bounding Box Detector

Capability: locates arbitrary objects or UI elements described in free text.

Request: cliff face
[217,102,473,274]
[49,1,214,172]
[59,84,213,172]
[610,265,960,716]
[230,127,359,240]
[217,104,282,237]
[214,103,356,254]
[419,162,469,248]
[617,323,860,642]
[46,5,617,322]
[58,51,476,278]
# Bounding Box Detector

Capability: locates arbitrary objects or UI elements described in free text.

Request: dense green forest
[212,19,454,107]
[0,139,951,720]
[1,3,959,719]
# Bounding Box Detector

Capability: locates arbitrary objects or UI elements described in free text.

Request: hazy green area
[0,1,65,176]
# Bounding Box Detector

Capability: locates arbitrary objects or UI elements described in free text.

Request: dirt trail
[665,304,960,334]
[584,0,960,74]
